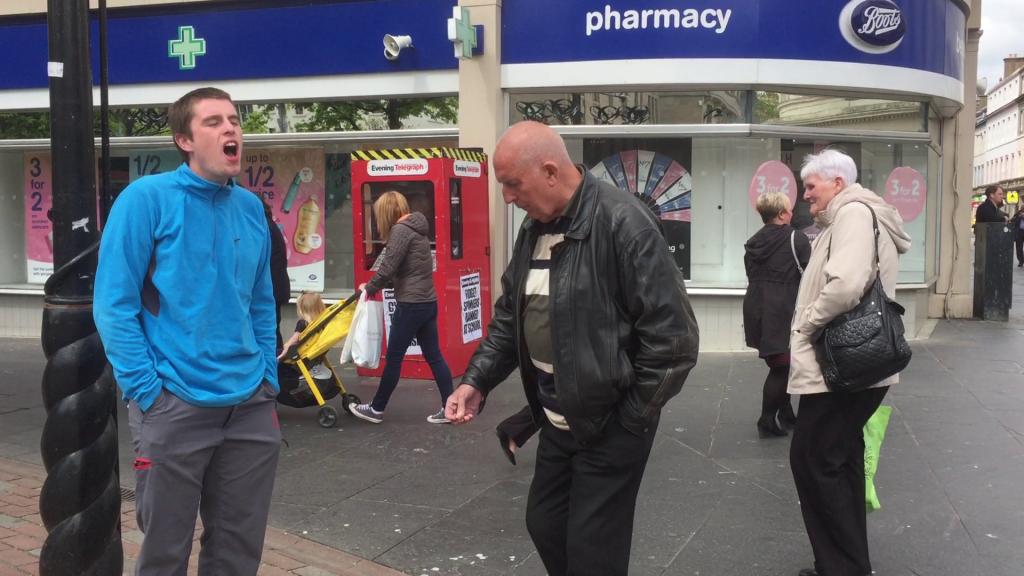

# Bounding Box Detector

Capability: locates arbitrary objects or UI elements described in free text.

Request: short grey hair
[800,149,858,186]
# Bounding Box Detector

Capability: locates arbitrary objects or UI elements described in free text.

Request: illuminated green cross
[168,26,206,70]
[448,7,478,59]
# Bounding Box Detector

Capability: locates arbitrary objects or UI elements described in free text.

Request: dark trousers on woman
[790,387,889,576]
[1016,235,1024,266]
[370,301,454,412]
[526,418,657,576]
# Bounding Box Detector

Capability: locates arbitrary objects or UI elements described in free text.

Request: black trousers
[790,387,889,576]
[1016,236,1024,265]
[526,417,657,576]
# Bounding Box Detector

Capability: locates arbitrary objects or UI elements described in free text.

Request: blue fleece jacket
[94,163,279,412]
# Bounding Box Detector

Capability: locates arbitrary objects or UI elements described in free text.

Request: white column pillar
[930,2,982,318]
[457,0,505,305]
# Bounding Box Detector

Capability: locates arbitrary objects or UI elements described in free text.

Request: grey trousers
[128,382,282,576]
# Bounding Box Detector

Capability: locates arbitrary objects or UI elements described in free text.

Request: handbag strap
[826,202,881,272]
[790,231,804,275]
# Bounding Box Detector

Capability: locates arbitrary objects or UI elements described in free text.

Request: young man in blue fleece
[94,87,280,576]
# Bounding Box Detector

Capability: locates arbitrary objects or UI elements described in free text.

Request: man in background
[976,185,1009,224]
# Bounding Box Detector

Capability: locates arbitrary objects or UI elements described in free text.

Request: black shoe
[757,415,788,439]
[778,403,797,431]
[496,428,516,466]
[798,570,819,576]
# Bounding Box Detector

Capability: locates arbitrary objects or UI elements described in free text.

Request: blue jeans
[370,301,454,412]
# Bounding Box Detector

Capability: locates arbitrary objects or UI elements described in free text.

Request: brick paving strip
[0,458,407,576]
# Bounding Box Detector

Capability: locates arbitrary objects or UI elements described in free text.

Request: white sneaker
[427,409,450,424]
[309,364,332,380]
[349,403,384,424]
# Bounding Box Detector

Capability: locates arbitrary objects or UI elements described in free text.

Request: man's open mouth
[224,142,239,160]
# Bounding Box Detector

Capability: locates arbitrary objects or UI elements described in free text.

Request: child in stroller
[277,293,338,407]
[276,291,361,427]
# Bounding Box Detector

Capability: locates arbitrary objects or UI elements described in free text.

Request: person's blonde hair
[373,191,410,242]
[296,292,326,324]
[755,192,792,224]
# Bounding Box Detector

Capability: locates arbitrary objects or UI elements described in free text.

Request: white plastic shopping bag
[342,292,384,370]
[339,314,355,365]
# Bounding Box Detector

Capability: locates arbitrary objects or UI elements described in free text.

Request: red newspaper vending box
[351,148,492,380]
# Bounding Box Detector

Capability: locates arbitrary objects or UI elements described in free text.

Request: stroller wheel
[317,406,339,428]
[344,394,362,415]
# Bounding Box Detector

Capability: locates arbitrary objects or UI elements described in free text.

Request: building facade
[974,55,1024,198]
[0,0,982,350]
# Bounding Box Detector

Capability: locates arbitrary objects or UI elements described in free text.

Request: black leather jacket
[462,173,700,443]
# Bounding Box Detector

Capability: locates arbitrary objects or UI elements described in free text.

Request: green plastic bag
[864,405,892,514]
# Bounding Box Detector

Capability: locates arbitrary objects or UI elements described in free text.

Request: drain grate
[120,486,135,502]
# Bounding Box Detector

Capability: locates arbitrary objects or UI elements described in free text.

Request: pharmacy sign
[169,26,206,70]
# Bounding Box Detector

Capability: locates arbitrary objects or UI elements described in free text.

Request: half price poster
[242,148,327,292]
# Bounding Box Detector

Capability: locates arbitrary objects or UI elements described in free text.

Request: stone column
[457,0,505,305]
[930,3,983,319]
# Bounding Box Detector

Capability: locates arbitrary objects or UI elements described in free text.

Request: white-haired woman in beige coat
[788,150,911,576]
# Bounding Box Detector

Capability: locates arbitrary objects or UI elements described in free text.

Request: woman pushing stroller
[349,191,455,425]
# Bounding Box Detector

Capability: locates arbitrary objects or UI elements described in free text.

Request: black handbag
[812,202,912,393]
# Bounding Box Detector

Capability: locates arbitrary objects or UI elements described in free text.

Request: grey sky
[978,0,1024,91]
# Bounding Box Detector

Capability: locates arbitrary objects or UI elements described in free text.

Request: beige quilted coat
[788,184,912,395]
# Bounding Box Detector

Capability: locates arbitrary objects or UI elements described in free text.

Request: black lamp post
[38,1,122,575]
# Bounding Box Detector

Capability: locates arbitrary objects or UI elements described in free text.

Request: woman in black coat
[743,192,810,438]
[254,193,291,354]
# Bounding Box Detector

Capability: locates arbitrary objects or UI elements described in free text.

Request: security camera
[383,35,413,61]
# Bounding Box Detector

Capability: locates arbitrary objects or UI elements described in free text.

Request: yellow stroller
[277,291,362,428]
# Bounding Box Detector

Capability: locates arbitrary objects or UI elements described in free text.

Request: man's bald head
[495,121,574,172]
[493,122,582,223]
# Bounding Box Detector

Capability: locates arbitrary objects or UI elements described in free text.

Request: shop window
[0,137,459,295]
[509,91,747,126]
[0,151,132,289]
[523,134,932,288]
[0,152,29,287]
[360,180,436,272]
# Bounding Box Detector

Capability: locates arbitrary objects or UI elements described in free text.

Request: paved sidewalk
[0,458,404,576]
[3,270,1024,576]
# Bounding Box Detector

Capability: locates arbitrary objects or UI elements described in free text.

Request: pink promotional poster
[242,148,327,291]
[884,167,927,223]
[749,161,798,210]
[24,154,53,284]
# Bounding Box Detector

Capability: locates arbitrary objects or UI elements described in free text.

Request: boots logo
[367,159,428,176]
[840,0,906,55]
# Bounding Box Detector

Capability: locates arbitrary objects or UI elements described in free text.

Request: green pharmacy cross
[169,26,206,70]
[447,7,478,60]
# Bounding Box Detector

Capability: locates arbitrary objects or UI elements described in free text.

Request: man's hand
[446,384,484,425]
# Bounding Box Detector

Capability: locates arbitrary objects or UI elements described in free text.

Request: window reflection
[758,93,926,132]
[509,91,747,126]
